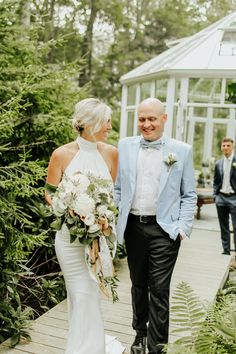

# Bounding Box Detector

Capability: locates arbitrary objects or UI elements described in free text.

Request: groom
[115,98,197,354]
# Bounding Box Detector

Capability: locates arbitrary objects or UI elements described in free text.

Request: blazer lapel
[158,137,171,197]
[128,137,141,193]
[219,158,224,177]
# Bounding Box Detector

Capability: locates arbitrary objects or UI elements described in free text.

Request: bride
[45,98,125,354]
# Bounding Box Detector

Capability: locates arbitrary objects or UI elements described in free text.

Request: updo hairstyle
[72,98,112,134]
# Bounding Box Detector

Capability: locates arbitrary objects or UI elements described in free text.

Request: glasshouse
[119,11,236,170]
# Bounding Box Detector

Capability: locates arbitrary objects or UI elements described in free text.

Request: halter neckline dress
[55,136,125,354]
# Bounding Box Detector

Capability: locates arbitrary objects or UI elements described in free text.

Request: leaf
[69,225,80,235]
[7,286,14,294]
[10,333,20,347]
[45,183,58,194]
[50,219,62,230]
[66,216,76,225]
[230,311,236,329]
[70,234,77,243]
[214,322,235,340]
[78,235,92,245]
[170,282,206,346]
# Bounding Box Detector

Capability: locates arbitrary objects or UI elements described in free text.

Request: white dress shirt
[130,148,162,215]
[130,141,187,240]
[220,154,234,194]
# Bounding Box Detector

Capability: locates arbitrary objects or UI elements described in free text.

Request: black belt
[219,192,236,197]
[129,213,157,224]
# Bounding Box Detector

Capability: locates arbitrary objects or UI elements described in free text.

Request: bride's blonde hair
[72,98,112,134]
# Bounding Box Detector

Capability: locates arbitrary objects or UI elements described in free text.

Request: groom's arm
[178,146,197,237]
[114,147,121,207]
[114,171,121,207]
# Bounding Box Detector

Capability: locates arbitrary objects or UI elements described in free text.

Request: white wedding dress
[55,136,125,354]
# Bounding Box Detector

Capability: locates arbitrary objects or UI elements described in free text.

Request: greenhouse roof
[121,11,236,83]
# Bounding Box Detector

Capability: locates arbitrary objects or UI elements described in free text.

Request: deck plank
[0,206,232,353]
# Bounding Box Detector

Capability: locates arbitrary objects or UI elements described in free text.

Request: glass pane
[193,122,205,170]
[225,79,236,104]
[141,82,151,100]
[213,108,230,119]
[155,79,168,102]
[127,85,136,105]
[193,107,207,118]
[219,30,236,56]
[188,78,221,103]
[212,124,227,160]
[174,79,181,102]
[127,111,135,136]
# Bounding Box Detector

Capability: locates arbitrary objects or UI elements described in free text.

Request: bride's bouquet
[46,172,119,302]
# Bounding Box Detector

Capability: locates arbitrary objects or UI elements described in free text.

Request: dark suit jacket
[213,155,236,198]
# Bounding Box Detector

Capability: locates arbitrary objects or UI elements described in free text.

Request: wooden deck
[0,205,232,353]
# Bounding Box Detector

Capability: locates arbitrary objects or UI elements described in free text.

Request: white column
[165,77,175,137]
[120,84,128,138]
[133,84,141,136]
[187,107,194,145]
[220,78,226,104]
[203,107,213,162]
[176,78,188,141]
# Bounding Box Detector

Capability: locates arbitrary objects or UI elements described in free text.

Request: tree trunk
[19,0,31,28]
[79,0,98,86]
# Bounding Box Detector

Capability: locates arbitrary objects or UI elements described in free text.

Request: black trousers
[124,214,181,354]
[215,193,236,253]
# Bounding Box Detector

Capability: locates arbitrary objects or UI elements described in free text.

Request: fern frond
[170,282,206,349]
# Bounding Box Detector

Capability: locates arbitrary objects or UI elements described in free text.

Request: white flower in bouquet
[84,213,96,226]
[97,205,108,216]
[105,209,114,219]
[73,194,95,216]
[71,173,90,191]
[88,223,101,233]
[52,197,67,216]
[99,187,112,199]
[64,181,77,195]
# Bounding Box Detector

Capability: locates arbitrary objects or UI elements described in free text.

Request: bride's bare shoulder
[51,141,78,161]
[99,142,118,155]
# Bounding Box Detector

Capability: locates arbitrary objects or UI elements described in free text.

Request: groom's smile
[138,99,167,141]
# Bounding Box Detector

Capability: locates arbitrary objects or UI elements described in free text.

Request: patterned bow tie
[140,138,163,150]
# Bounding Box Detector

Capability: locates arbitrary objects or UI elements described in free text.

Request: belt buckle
[139,215,148,223]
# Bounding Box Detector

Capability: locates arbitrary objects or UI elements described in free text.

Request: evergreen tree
[0,0,86,344]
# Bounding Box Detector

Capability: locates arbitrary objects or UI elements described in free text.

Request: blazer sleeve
[114,143,122,207]
[114,168,121,207]
[213,160,221,198]
[178,146,197,236]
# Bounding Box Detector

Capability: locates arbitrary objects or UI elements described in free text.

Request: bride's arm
[45,149,64,205]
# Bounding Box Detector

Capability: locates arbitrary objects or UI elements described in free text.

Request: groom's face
[138,101,167,141]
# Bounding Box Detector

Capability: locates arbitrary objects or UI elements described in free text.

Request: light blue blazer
[114,135,197,244]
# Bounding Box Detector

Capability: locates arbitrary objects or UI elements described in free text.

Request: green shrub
[0,0,86,344]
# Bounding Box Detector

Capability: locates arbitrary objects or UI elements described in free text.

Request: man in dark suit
[213,137,236,255]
